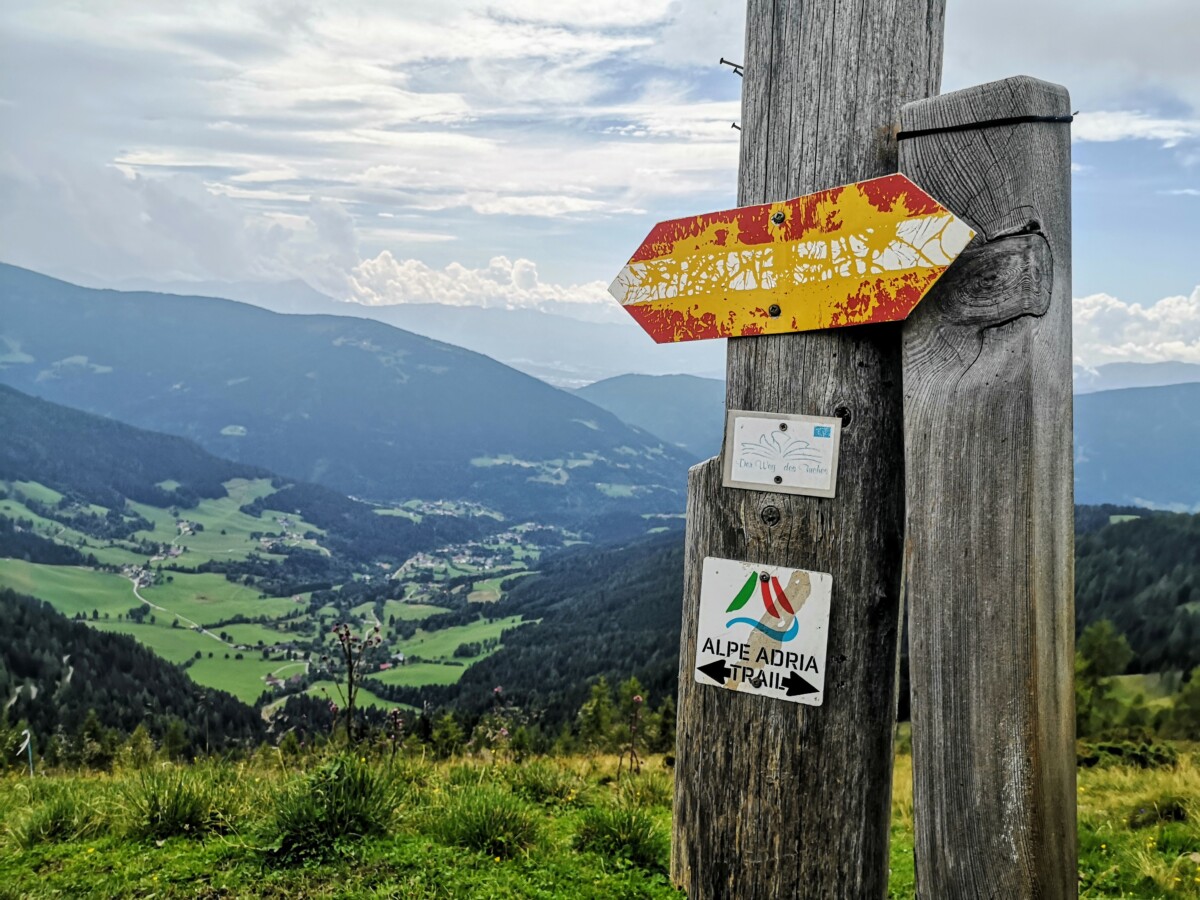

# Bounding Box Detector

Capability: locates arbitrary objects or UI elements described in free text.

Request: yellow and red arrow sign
[608,173,974,343]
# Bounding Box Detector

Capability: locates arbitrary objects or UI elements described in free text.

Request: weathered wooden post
[900,77,1076,896]
[669,2,947,897]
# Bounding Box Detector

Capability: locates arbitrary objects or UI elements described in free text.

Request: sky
[1,1,1198,371]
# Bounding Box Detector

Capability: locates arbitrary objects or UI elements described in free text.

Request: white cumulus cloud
[1074,111,1200,146]
[1074,286,1200,366]
[345,251,619,320]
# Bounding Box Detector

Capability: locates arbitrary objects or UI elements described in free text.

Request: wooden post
[900,76,1076,897]
[672,2,945,897]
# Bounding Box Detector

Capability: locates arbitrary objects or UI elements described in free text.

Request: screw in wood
[761,506,781,527]
[768,304,782,317]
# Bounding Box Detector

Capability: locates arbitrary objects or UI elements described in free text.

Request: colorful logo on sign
[724,572,799,642]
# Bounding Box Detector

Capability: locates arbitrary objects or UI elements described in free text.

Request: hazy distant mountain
[0,383,488,561]
[100,276,726,389]
[567,370,1200,510]
[576,374,726,459]
[1075,382,1200,510]
[0,264,693,521]
[1073,361,1200,394]
[105,276,340,317]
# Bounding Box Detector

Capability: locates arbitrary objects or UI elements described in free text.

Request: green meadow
[302,679,407,710]
[0,560,135,619]
[393,616,525,662]
[367,662,470,688]
[2,747,1197,899]
[138,573,300,625]
[1,476,559,714]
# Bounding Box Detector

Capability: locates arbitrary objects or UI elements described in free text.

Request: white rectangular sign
[721,410,841,498]
[694,556,832,706]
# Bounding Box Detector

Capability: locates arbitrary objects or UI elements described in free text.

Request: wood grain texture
[900,76,1076,898]
[671,2,946,897]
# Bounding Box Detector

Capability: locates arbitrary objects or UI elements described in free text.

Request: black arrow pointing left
[697,658,732,685]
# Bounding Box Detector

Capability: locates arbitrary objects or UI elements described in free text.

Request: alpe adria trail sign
[608,173,973,343]
[607,2,1075,896]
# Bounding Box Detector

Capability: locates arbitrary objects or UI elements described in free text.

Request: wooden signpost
[668,2,946,897]
[900,76,1076,898]
[608,2,1074,898]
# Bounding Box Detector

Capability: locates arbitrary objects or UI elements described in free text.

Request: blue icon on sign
[813,426,832,438]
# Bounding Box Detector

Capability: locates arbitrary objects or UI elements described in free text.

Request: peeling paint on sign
[609,173,974,343]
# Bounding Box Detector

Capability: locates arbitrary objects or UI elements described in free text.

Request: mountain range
[579,375,1200,511]
[5,262,1198,512]
[1073,361,1200,394]
[575,374,726,460]
[0,264,692,523]
[99,274,727,389]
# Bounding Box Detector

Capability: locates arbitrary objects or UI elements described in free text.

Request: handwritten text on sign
[722,410,841,498]
[695,557,832,706]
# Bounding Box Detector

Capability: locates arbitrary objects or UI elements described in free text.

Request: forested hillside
[0,383,265,510]
[399,508,1200,731]
[0,264,692,522]
[0,384,488,572]
[1076,512,1200,673]
[387,533,684,725]
[0,588,263,758]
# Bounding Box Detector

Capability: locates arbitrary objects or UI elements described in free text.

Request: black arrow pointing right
[781,670,819,697]
[697,658,732,685]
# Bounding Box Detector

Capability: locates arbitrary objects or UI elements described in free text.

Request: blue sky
[1,0,1197,369]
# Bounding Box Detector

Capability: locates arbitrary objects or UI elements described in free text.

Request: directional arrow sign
[694,556,832,706]
[697,658,732,685]
[781,670,819,698]
[609,173,974,343]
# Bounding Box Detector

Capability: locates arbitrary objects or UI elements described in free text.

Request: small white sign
[721,410,841,498]
[694,556,832,706]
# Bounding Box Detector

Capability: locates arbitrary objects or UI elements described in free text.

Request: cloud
[1074,286,1200,366]
[1074,111,1200,147]
[346,251,618,318]
[943,1,1200,113]
[1,0,1197,355]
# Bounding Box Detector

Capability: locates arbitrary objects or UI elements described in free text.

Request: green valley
[0,386,594,721]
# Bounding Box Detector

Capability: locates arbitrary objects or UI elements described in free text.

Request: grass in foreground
[1,747,1198,898]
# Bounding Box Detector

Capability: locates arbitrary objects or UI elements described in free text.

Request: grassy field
[1,749,1197,898]
[394,616,526,662]
[126,478,327,567]
[10,480,66,505]
[0,491,159,568]
[187,656,286,705]
[381,599,450,622]
[0,559,136,619]
[89,620,291,703]
[367,661,471,688]
[468,572,535,603]
[302,679,407,710]
[90,621,225,664]
[2,477,325,570]
[1112,673,1182,712]
[1,478,553,708]
[138,573,301,625]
